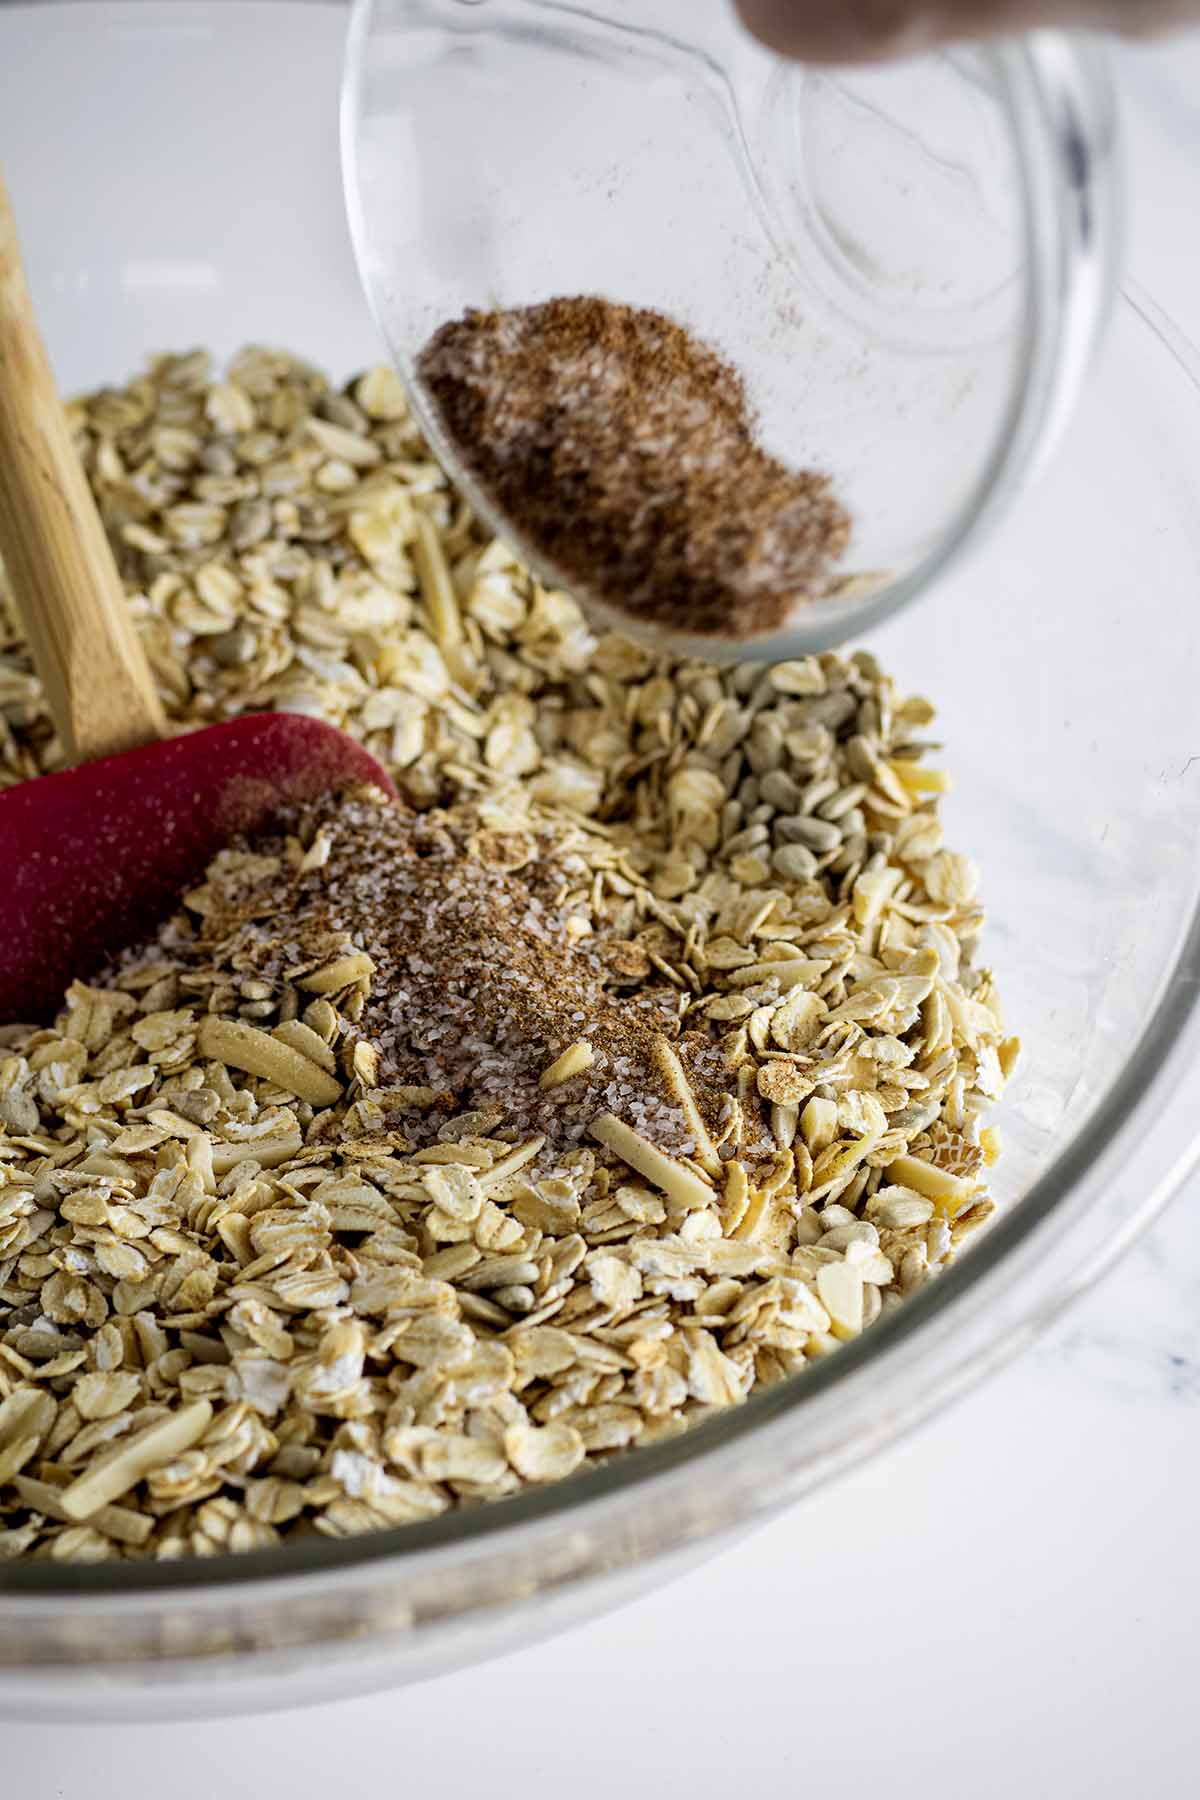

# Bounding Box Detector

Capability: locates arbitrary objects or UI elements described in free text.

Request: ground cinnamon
[197,790,727,1159]
[417,296,851,640]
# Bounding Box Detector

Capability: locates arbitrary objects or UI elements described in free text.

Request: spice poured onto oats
[0,348,1015,1563]
[163,789,720,1158]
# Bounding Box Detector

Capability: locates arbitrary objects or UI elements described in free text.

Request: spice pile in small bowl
[0,349,1013,1562]
[417,297,854,642]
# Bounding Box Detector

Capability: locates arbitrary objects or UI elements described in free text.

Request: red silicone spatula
[0,171,396,1023]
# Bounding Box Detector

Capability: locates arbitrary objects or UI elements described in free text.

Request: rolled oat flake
[417,296,852,640]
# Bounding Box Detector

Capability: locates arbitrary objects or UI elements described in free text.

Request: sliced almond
[0,1385,55,1453]
[770,1102,799,1149]
[198,1017,342,1106]
[721,1159,750,1236]
[272,1018,338,1074]
[303,997,339,1041]
[413,508,463,650]
[539,1041,594,1089]
[479,1138,546,1188]
[296,953,375,995]
[58,1399,213,1519]
[816,1262,865,1340]
[210,1130,304,1176]
[884,1152,978,1214]
[800,1097,839,1155]
[12,1473,154,1548]
[651,1037,721,1176]
[730,1183,770,1243]
[589,1114,714,1212]
[186,1131,215,1192]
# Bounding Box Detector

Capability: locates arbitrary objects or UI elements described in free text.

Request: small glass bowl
[343,0,1120,657]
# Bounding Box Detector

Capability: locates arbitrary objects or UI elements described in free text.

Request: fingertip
[733,0,940,66]
[734,0,809,55]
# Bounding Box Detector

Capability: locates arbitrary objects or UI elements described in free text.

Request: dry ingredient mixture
[417,298,852,640]
[0,348,1015,1563]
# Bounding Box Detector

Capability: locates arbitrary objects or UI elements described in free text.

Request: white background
[5,19,1200,1798]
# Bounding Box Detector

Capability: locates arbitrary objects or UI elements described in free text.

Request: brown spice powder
[417,296,852,640]
[174,791,728,1160]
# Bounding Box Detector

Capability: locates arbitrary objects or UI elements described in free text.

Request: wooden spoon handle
[0,169,165,764]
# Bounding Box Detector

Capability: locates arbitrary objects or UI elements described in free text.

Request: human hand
[735,0,1200,64]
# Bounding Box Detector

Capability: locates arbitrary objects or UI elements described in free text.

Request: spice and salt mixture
[0,348,1015,1562]
[417,297,853,640]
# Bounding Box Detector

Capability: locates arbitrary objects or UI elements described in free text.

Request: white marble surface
[7,24,1200,1798]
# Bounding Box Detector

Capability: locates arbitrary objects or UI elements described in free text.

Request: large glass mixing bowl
[1,0,1198,1721]
[344,0,1120,657]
